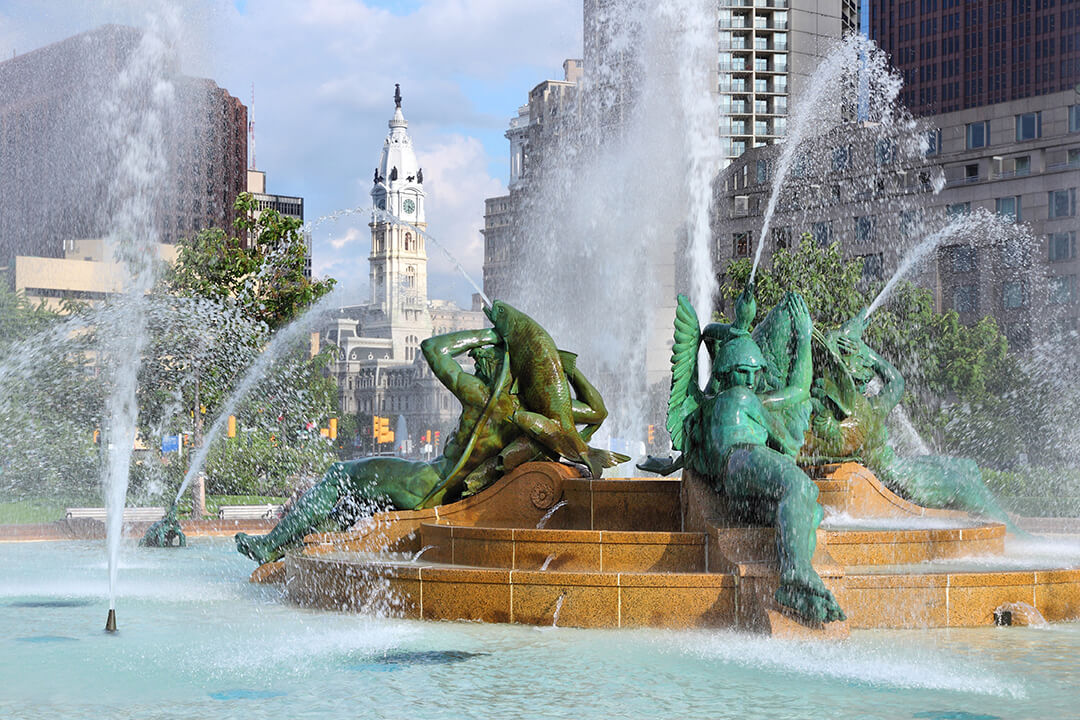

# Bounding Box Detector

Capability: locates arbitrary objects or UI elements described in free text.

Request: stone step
[285,551,1080,632]
[418,523,708,573]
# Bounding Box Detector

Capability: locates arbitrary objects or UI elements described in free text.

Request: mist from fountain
[749,35,907,283]
[503,0,725,457]
[866,210,1023,317]
[306,206,491,308]
[172,286,346,507]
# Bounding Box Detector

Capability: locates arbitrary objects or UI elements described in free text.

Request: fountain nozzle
[105,609,117,633]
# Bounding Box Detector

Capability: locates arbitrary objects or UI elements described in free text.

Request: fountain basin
[279,462,1080,636]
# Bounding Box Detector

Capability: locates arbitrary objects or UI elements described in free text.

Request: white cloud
[328,226,363,250]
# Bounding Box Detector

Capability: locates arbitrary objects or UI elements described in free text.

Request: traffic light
[227,415,236,438]
[425,430,432,443]
[374,416,394,444]
[434,430,440,447]
[329,418,338,440]
[647,424,655,444]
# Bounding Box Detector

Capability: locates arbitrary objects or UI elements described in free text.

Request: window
[1015,111,1042,141]
[860,253,884,280]
[948,245,978,272]
[1050,231,1077,262]
[772,226,792,249]
[925,128,942,156]
[1048,189,1077,219]
[854,216,876,244]
[832,146,851,171]
[404,232,413,251]
[811,221,832,246]
[1014,156,1030,176]
[966,121,989,149]
[876,138,895,165]
[899,209,920,238]
[965,163,980,181]
[996,196,1021,222]
[1000,238,1028,268]
[754,160,769,185]
[1069,149,1080,168]
[733,232,751,257]
[947,202,971,218]
[1050,275,1077,304]
[1070,106,1080,133]
[953,284,978,312]
[1002,280,1026,309]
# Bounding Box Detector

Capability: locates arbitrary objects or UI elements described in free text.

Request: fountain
[5,5,1080,720]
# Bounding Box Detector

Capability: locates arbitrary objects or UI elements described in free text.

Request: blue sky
[0,0,583,305]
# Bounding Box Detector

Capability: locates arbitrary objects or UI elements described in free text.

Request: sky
[0,0,583,306]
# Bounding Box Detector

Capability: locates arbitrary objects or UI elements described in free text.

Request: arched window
[405,266,416,288]
[404,232,413,251]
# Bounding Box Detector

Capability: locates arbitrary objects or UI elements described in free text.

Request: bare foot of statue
[775,570,846,624]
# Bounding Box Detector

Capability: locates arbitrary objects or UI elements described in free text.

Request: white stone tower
[369,84,432,362]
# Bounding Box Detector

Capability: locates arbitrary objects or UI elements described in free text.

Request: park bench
[217,504,282,520]
[65,507,166,522]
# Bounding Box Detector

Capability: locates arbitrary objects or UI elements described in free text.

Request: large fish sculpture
[484,300,625,477]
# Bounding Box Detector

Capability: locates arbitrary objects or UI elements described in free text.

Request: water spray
[304,206,492,309]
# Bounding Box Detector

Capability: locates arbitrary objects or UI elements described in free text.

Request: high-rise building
[580,0,855,166]
[718,0,857,163]
[482,61,583,301]
[0,25,247,306]
[323,88,484,453]
[868,0,1080,116]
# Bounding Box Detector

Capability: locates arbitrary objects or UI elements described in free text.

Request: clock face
[402,199,416,215]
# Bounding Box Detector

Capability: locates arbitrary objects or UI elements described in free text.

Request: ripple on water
[208,689,287,701]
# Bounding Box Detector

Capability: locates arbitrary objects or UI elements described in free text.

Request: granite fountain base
[256,462,1080,637]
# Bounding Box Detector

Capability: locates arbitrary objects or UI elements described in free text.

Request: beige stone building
[324,89,485,455]
[712,89,1080,347]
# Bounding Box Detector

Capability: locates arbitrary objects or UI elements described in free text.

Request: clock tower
[369,84,432,362]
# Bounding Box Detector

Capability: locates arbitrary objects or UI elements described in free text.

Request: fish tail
[584,447,629,478]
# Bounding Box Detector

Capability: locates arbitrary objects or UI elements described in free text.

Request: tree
[0,279,102,501]
[165,192,335,330]
[135,192,341,501]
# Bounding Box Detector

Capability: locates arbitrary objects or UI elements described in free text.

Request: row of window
[944,231,1076,275]
[951,275,1076,313]
[965,107,1080,150]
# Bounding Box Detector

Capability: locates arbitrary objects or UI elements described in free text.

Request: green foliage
[723,235,865,328]
[165,193,336,330]
[0,279,104,501]
[137,193,341,500]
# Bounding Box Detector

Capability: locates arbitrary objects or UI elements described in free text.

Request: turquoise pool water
[1,539,1076,719]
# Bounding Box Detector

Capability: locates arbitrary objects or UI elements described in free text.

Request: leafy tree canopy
[164,192,336,330]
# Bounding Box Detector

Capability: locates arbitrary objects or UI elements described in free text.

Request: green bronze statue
[236,302,625,565]
[802,308,1024,533]
[139,504,186,547]
[666,286,845,624]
